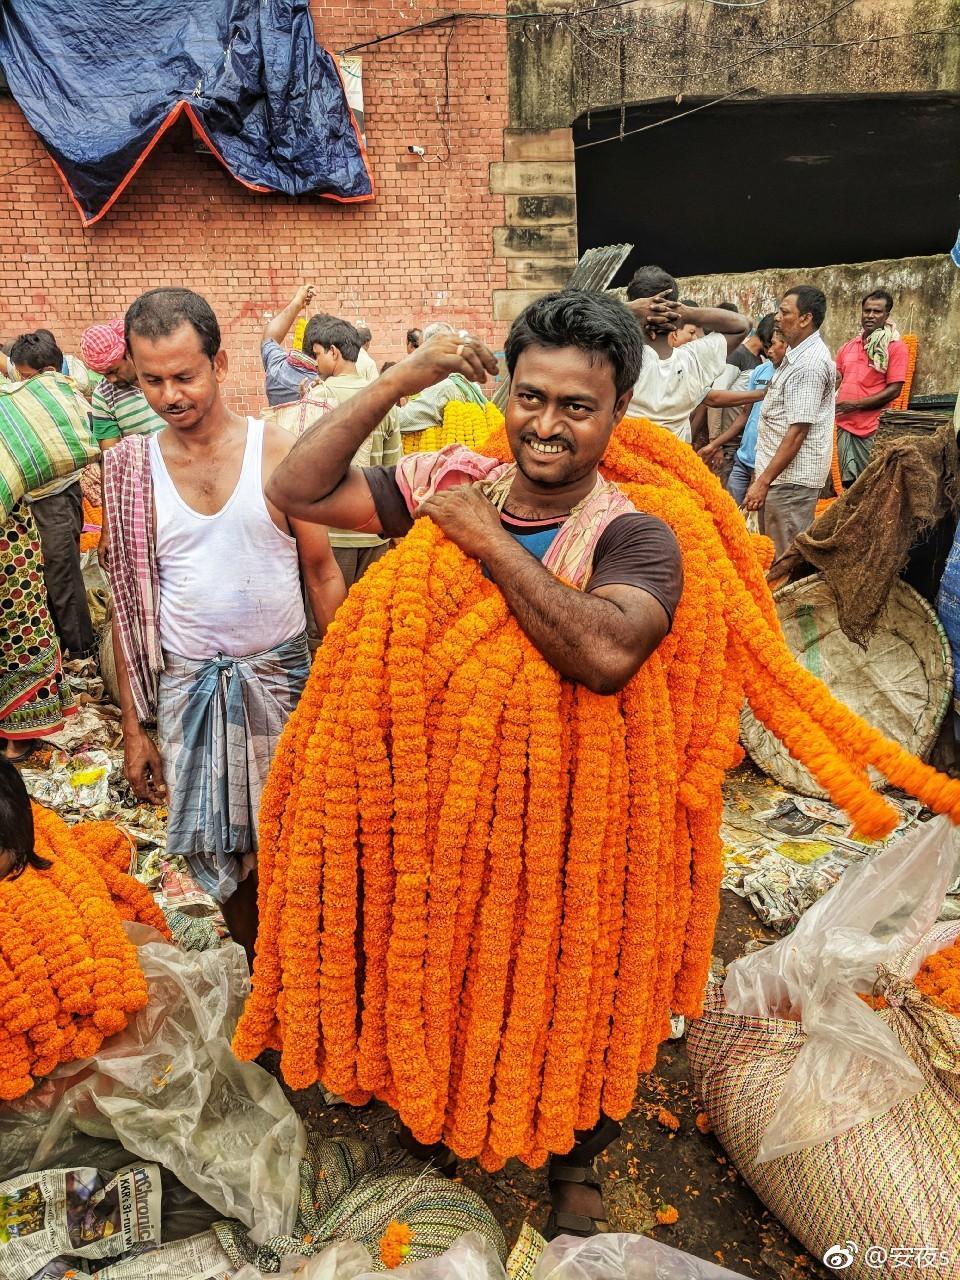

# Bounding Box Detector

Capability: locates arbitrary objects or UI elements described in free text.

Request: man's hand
[389,333,499,399]
[742,477,769,512]
[296,283,316,309]
[416,483,505,560]
[697,441,720,464]
[835,400,857,415]
[625,290,681,334]
[123,726,167,804]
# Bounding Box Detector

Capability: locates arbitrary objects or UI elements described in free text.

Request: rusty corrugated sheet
[492,243,633,410]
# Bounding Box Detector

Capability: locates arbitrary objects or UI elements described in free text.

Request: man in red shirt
[835,290,908,486]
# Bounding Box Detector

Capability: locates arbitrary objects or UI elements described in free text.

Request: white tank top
[151,418,306,660]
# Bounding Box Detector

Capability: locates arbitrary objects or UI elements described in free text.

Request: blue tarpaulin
[0,0,373,225]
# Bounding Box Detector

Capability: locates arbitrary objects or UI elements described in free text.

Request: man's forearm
[305,564,347,638]
[708,410,749,450]
[683,306,751,342]
[481,531,644,694]
[704,387,765,408]
[269,367,406,510]
[841,383,903,412]
[758,424,810,486]
[264,293,306,345]
[112,618,145,732]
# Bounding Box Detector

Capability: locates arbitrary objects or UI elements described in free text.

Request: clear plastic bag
[231,1240,374,1279]
[347,1232,745,1280]
[723,815,960,1160]
[533,1234,746,1279]
[0,927,305,1242]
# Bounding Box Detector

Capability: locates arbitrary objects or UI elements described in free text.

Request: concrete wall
[677,255,960,397]
[509,0,960,130]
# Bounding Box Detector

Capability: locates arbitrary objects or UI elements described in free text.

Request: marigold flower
[233,416,960,1167]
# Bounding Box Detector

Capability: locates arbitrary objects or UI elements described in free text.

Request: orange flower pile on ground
[233,417,960,1170]
[0,805,169,1100]
[914,937,960,1015]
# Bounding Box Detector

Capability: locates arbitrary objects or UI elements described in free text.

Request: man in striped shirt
[80,318,166,452]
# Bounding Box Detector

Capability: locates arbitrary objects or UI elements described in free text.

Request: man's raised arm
[265,333,499,529]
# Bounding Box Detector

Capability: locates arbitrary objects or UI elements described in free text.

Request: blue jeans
[726,457,753,506]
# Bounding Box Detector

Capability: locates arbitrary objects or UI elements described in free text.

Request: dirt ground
[274,890,829,1280]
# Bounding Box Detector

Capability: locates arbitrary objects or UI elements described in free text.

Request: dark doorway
[574,92,960,282]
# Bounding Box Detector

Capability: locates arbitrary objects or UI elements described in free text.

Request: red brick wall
[0,1,507,415]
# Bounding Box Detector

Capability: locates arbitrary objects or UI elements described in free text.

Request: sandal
[544,1115,621,1239]
[545,1159,609,1239]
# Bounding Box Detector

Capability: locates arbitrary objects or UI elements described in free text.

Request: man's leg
[29,485,95,657]
[762,483,820,560]
[220,868,259,968]
[725,459,752,507]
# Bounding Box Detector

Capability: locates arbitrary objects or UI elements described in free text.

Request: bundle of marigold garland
[401,400,502,455]
[233,417,960,1170]
[0,805,169,1100]
[914,937,960,1016]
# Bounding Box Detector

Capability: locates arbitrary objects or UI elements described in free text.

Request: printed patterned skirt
[0,501,75,740]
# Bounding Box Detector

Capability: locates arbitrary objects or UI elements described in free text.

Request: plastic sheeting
[0,925,305,1244]
[0,0,373,224]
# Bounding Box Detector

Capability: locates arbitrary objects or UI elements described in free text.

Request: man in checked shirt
[743,286,835,559]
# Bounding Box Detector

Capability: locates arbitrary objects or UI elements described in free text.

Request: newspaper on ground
[720,761,960,932]
[95,1230,234,1279]
[0,1163,161,1280]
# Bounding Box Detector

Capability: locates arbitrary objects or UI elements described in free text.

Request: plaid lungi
[158,631,310,902]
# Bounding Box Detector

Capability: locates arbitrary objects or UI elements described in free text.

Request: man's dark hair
[406,327,423,349]
[863,289,894,313]
[302,311,334,357]
[717,301,739,313]
[678,298,698,308]
[125,288,221,361]
[0,757,50,879]
[10,330,63,373]
[783,285,827,330]
[355,323,372,346]
[504,289,644,400]
[626,265,678,303]
[756,313,777,348]
[306,315,362,364]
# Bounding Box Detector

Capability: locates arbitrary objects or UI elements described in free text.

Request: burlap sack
[687,921,960,1277]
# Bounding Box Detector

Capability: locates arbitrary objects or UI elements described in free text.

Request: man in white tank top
[104,288,345,963]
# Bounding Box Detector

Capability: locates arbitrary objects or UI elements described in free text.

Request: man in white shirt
[623,266,750,443]
[744,286,835,559]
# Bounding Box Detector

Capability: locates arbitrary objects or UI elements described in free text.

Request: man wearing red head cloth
[80,318,165,454]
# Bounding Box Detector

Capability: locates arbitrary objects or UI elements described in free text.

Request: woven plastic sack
[689,921,960,1276]
[723,816,958,1159]
[263,384,339,438]
[0,371,98,519]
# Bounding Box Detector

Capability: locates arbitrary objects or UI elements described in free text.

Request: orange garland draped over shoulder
[233,414,960,1170]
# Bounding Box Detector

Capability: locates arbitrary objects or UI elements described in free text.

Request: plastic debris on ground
[0,928,306,1253]
[719,761,960,933]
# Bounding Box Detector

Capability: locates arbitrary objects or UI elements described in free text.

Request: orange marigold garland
[234,415,960,1168]
[0,806,168,1100]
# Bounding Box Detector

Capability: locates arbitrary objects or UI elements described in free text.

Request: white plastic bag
[0,927,305,1243]
[231,1240,374,1279]
[723,815,960,1160]
[533,1234,746,1279]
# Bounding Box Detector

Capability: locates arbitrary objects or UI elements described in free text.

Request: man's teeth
[528,440,565,454]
